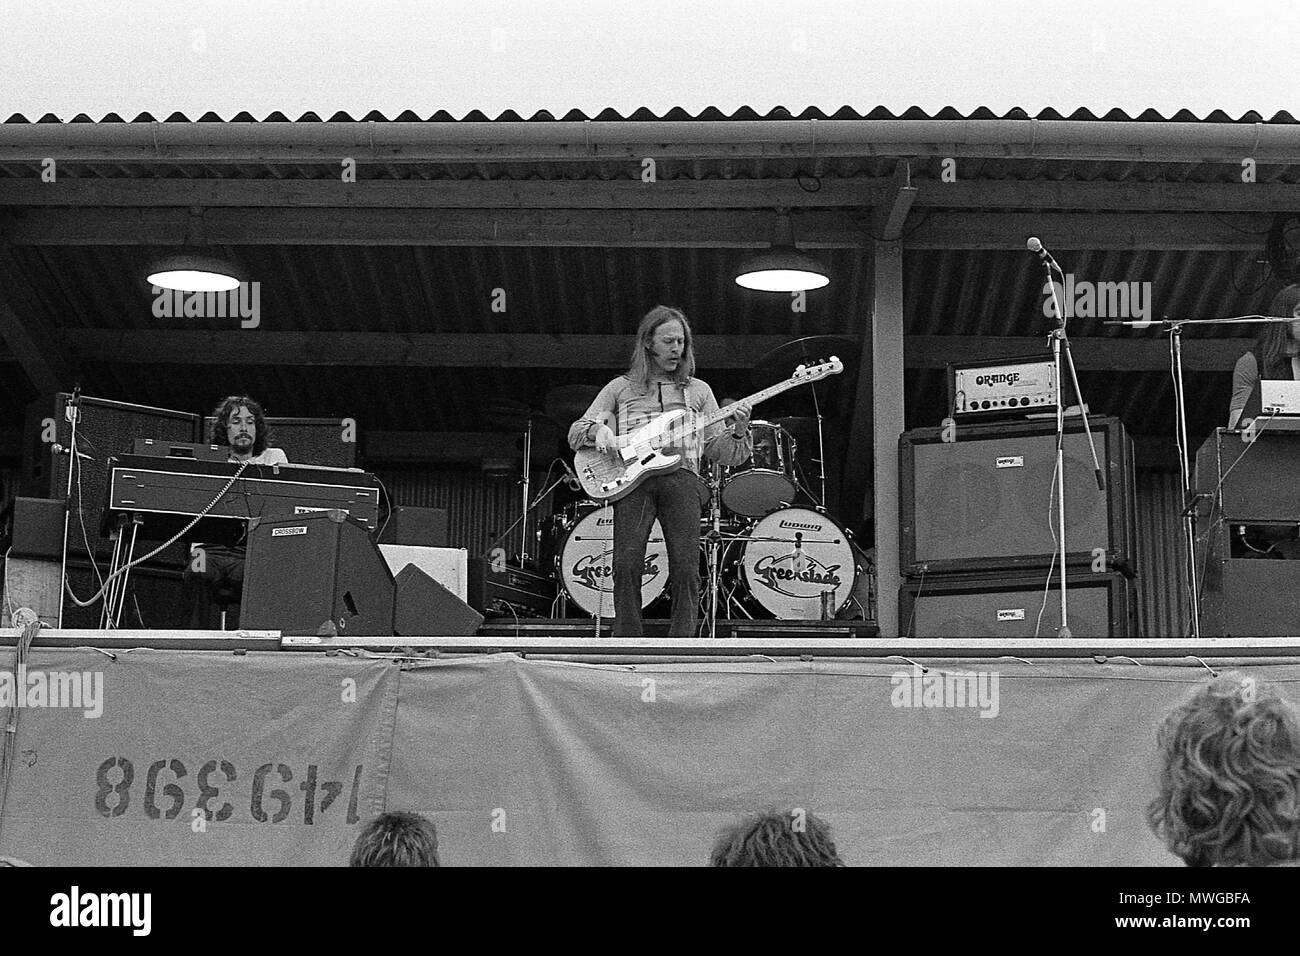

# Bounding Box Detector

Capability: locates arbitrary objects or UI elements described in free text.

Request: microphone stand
[1040,259,1106,639]
[57,387,82,628]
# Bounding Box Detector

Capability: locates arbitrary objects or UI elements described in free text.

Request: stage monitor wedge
[242,509,394,636]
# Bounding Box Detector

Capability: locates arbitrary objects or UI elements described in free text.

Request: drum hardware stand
[493,466,568,572]
[811,380,828,511]
[1037,242,1106,640]
[518,416,534,566]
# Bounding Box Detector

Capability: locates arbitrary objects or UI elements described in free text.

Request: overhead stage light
[734,209,830,292]
[146,253,244,292]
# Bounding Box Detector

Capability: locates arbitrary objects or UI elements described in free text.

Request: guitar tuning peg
[795,363,806,373]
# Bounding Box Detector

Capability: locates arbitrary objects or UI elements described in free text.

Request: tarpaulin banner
[0,648,398,866]
[385,655,1300,866]
[6,648,1300,866]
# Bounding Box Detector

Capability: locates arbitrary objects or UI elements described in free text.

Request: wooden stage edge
[3,627,1300,659]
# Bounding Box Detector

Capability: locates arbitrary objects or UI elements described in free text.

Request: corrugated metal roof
[5,106,1300,124]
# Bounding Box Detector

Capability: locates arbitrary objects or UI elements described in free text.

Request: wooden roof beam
[878,161,918,241]
[2,178,1298,212]
[56,330,1247,371]
[0,207,1269,250]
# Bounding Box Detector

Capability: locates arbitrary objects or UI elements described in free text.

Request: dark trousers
[182,545,246,629]
[612,469,703,637]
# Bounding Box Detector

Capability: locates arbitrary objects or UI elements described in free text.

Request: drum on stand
[724,506,857,619]
[720,420,798,517]
[558,506,668,617]
[536,500,591,574]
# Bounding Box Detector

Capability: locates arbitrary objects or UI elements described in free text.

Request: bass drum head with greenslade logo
[736,507,856,619]
[559,508,667,617]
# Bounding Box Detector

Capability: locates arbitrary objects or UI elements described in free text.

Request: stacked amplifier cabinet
[23,394,200,561]
[898,415,1138,638]
[1195,427,1300,637]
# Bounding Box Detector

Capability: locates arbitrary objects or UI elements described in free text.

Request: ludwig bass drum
[728,507,857,619]
[558,506,668,617]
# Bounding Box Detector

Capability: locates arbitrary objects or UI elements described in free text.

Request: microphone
[50,443,94,460]
[1026,236,1061,272]
[792,532,808,574]
[561,460,583,492]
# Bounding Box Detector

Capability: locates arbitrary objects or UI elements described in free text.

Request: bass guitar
[573,357,843,503]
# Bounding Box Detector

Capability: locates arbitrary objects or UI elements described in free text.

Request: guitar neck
[655,377,807,446]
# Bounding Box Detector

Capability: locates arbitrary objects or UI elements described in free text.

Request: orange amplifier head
[948,355,1059,419]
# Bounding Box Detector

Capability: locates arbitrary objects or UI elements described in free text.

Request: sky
[1,0,1297,120]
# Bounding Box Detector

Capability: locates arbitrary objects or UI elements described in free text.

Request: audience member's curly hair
[709,809,845,867]
[349,811,440,867]
[210,395,269,456]
[1147,673,1300,867]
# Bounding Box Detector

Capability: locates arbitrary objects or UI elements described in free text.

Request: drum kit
[529,336,870,631]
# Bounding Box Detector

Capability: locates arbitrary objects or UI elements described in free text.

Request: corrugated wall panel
[375,467,556,560]
[1133,469,1192,637]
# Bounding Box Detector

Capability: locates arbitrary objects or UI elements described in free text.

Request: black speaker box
[0,496,64,559]
[1194,427,1300,522]
[899,570,1135,638]
[242,510,394,635]
[899,415,1136,576]
[22,395,200,560]
[393,564,483,636]
[1201,558,1300,637]
[204,416,358,468]
[60,558,190,630]
[379,506,449,548]
[466,558,557,616]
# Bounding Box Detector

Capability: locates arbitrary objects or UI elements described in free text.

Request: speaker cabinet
[0,496,64,559]
[1196,516,1300,637]
[204,416,358,468]
[393,565,483,636]
[59,558,189,630]
[242,509,394,635]
[1201,559,1300,637]
[379,506,449,548]
[1194,427,1300,522]
[22,395,200,560]
[899,415,1136,576]
[899,570,1135,638]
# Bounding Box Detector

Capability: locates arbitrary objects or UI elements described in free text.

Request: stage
[3,630,1299,866]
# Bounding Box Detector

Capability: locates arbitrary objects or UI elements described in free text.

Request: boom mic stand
[1037,248,1106,639]
[57,387,82,628]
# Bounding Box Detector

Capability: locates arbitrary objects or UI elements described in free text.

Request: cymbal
[770,416,820,434]
[543,384,601,425]
[752,335,858,389]
[482,398,541,431]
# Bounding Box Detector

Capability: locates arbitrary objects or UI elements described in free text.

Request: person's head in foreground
[1147,672,1300,867]
[349,811,440,867]
[709,809,845,867]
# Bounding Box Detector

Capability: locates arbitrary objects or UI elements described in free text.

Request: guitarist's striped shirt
[567,375,753,475]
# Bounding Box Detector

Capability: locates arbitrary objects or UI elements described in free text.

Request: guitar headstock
[792,356,845,383]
